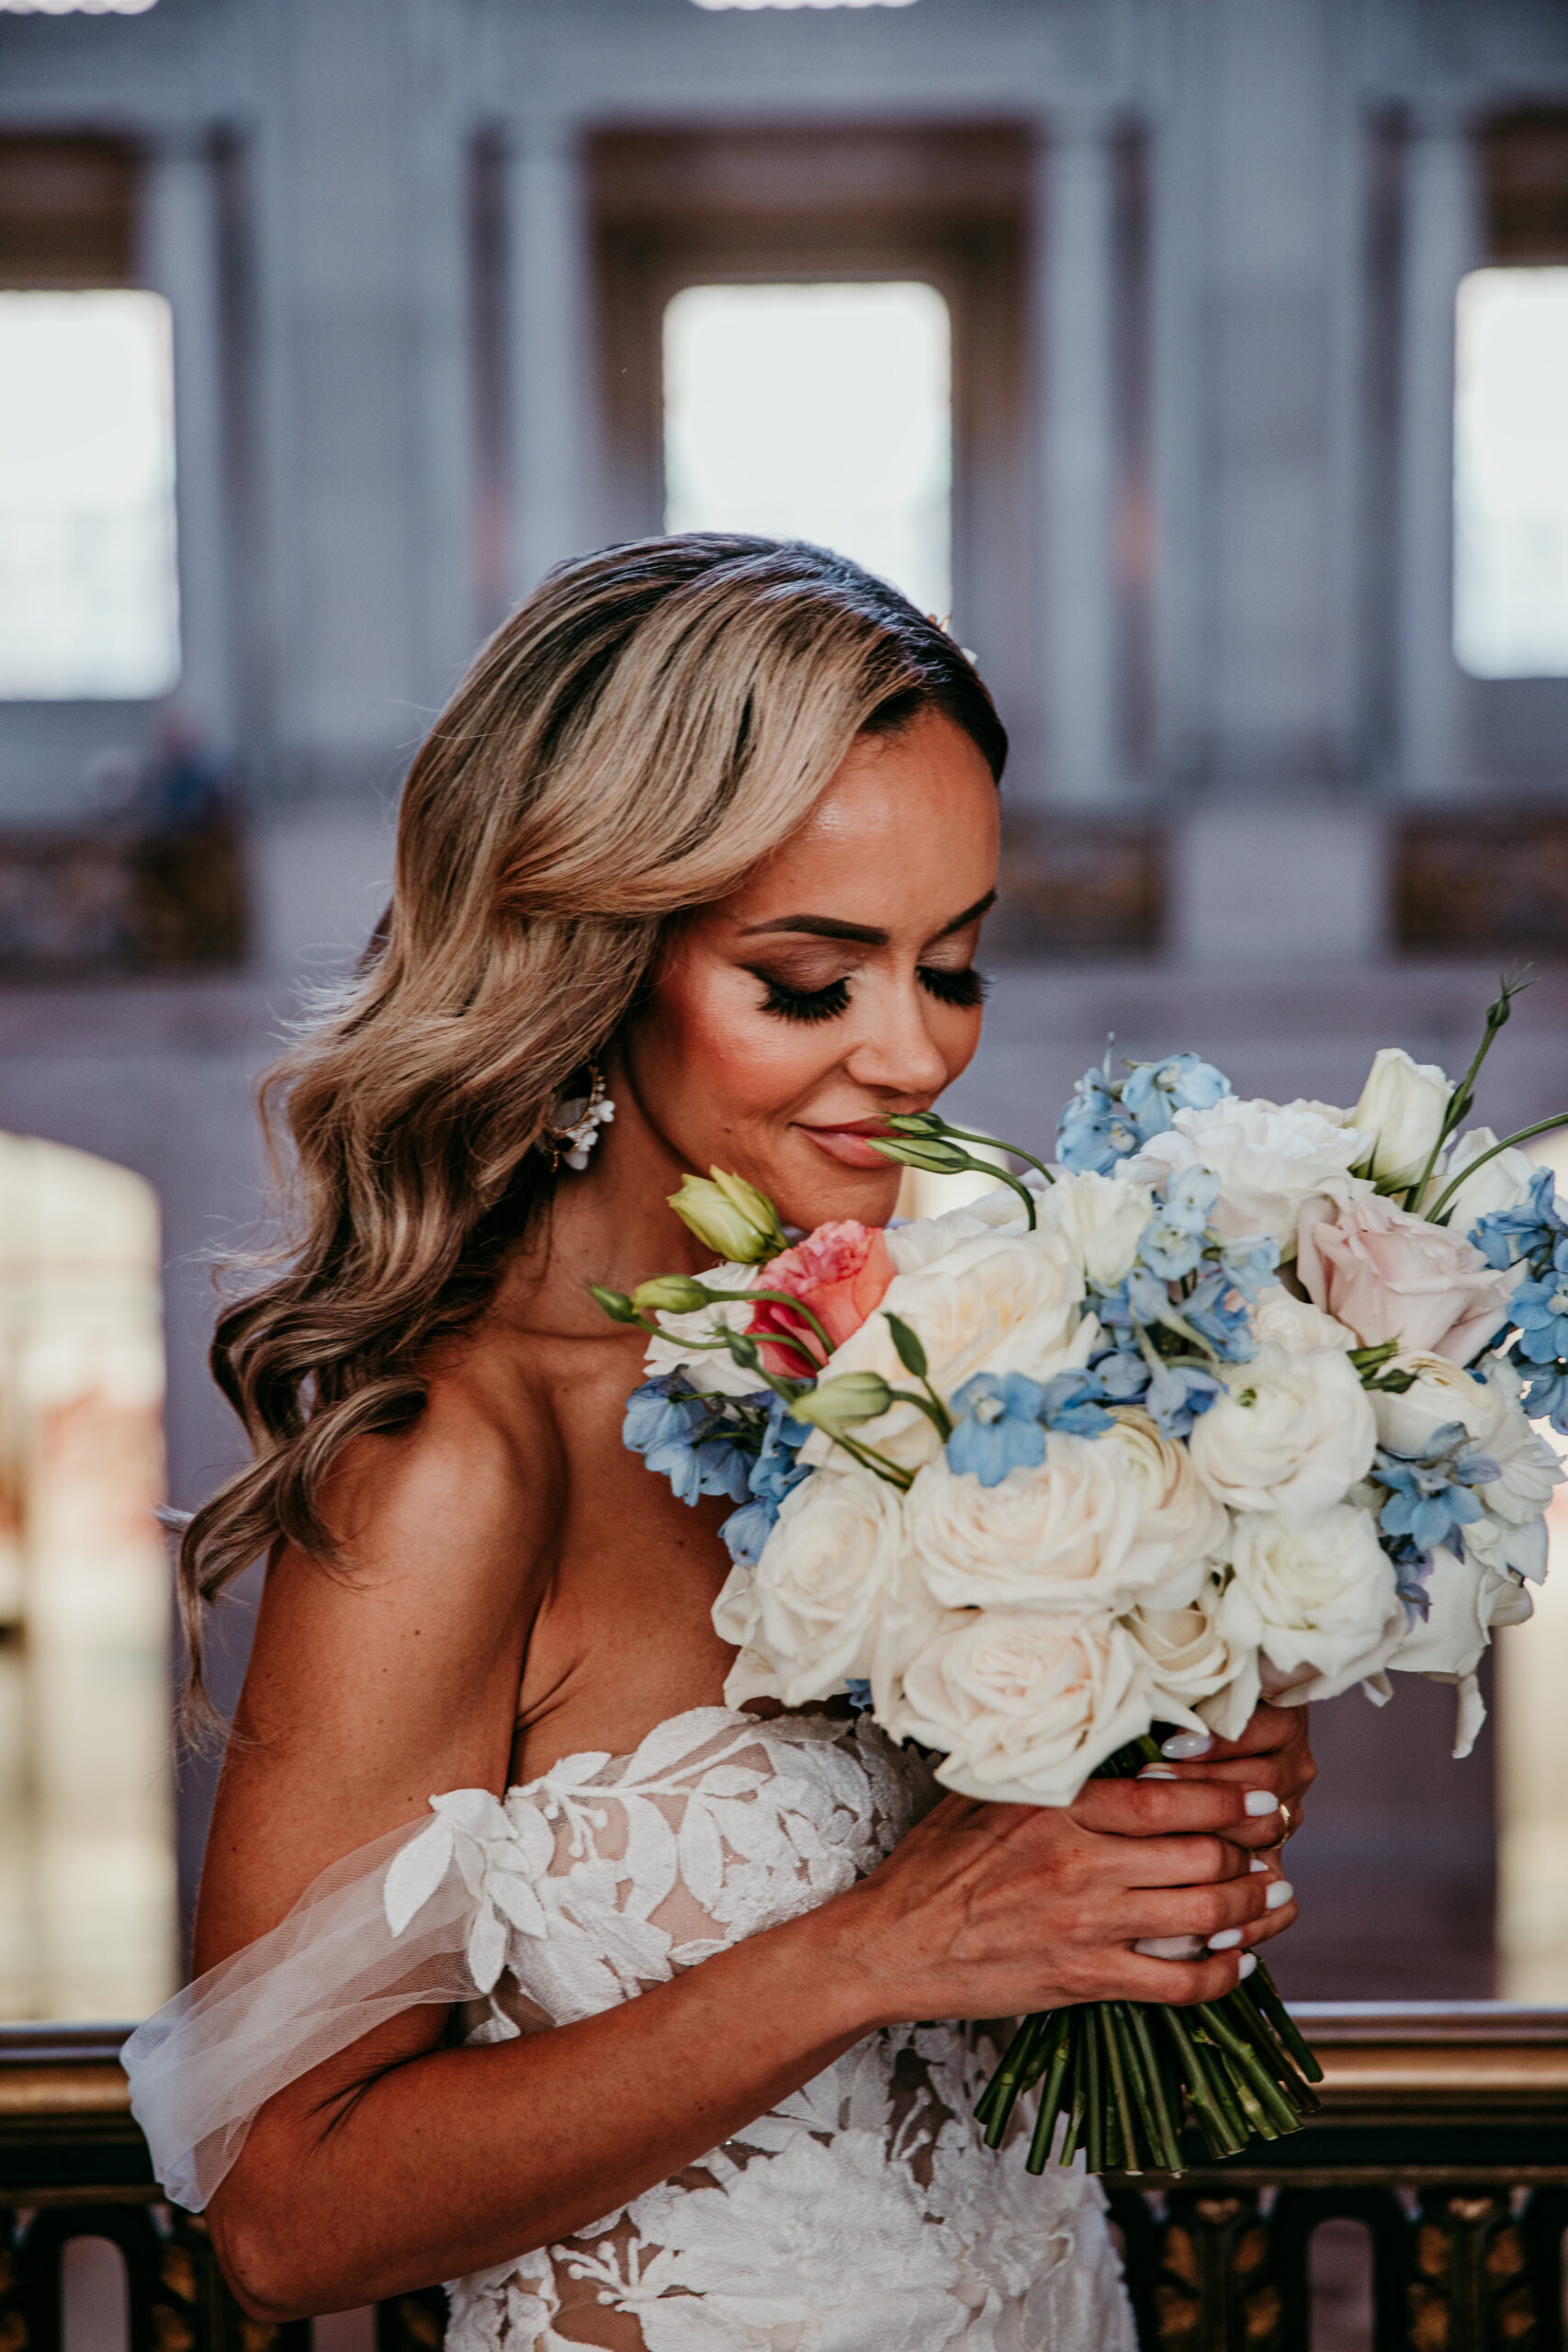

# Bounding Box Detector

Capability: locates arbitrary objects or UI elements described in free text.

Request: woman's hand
[820,1772,1282,2030]
[1140,1701,1315,1956]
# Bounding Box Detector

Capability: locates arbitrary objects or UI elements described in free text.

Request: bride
[126,535,1311,2350]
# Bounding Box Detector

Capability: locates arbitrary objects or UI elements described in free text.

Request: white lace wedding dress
[124,1703,1134,2352]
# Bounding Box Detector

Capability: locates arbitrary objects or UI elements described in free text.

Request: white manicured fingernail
[1265,1880,1293,1911]
[1244,1790,1279,1817]
[1134,1934,1205,1960]
[1137,1764,1179,1780]
[1208,1928,1244,1951]
[1249,1856,1269,1873]
[1161,1731,1213,1759]
[1238,1952,1258,1980]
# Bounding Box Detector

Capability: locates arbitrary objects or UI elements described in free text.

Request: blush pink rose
[1295,1193,1518,1363]
[748,1221,896,1378]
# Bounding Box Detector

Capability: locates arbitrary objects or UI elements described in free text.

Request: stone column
[1397,106,1481,797]
[504,117,597,597]
[1036,109,1121,804]
[139,134,231,751]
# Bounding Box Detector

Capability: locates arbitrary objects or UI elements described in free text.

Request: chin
[773,1158,902,1237]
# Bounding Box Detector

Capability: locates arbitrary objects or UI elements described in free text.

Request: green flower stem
[1425,1113,1568,1227]
[1101,2006,1141,2174]
[1125,2002,1181,2175]
[1026,2015,1075,2173]
[1198,2004,1302,2136]
[889,1384,954,1443]
[701,1287,837,1363]
[1243,1965,1325,2084]
[1404,970,1529,1212]
[1059,2026,1089,2169]
[905,1117,1057,1191]
[1084,2012,1105,2173]
[1161,2007,1240,2159]
[829,1432,914,1492]
[977,2015,1038,2143]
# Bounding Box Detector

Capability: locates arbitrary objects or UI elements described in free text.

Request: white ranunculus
[1035,1169,1156,1290]
[799,1226,1087,1473]
[1372,1352,1562,1535]
[1221,1504,1404,1698]
[1249,1283,1358,1355]
[1102,1409,1232,1600]
[1352,1046,1453,1187]
[725,1465,909,1709]
[907,1432,1145,1613]
[1430,1126,1539,1231]
[1123,1099,1372,1257]
[1188,1343,1377,1521]
[641,1260,763,1398]
[888,1607,1153,1805]
[1390,1545,1533,1682]
[1122,1571,1260,1742]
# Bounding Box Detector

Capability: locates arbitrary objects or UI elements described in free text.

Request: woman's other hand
[1137,1700,1314,1956]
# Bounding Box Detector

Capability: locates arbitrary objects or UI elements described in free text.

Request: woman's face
[626,707,1000,1235]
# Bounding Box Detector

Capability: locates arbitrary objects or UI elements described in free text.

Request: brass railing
[4,2007,1567,2351]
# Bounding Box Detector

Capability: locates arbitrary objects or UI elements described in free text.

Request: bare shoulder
[196,1351,564,1966]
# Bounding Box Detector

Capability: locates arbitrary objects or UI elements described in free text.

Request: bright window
[1454,266,1568,678]
[663,280,952,621]
[0,290,179,700]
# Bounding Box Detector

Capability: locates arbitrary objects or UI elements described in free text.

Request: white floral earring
[547,1064,615,1170]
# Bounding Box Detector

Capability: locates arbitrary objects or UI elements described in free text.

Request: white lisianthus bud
[668,1168,784,1262]
[1351,1047,1453,1187]
[1431,1127,1540,1229]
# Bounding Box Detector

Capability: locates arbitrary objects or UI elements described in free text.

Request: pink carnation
[748,1220,896,1378]
[1295,1192,1518,1364]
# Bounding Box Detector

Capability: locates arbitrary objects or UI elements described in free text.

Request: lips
[796,1119,901,1170]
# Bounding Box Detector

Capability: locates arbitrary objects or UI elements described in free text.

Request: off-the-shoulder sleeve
[121,1790,528,2212]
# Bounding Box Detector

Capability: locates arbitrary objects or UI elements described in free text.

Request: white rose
[1373,1352,1562,1533]
[1035,1170,1156,1289]
[1189,1343,1377,1521]
[642,1261,762,1398]
[907,1433,1144,1612]
[1430,1126,1539,1231]
[1464,1508,1551,1583]
[1221,1504,1404,1698]
[1122,1572,1260,1742]
[1351,1046,1453,1187]
[801,1226,1087,1472]
[1249,1283,1358,1355]
[727,1465,910,1708]
[889,1608,1152,1805]
[1123,1099,1372,1256]
[1389,1545,1533,1682]
[1101,1410,1231,1599]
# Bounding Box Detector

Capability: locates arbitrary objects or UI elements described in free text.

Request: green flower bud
[867,1132,974,1175]
[631,1275,714,1317]
[588,1283,640,1324]
[668,1168,784,1262]
[790,1372,894,1436]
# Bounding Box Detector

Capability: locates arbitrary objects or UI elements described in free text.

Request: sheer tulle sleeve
[120,1790,526,2212]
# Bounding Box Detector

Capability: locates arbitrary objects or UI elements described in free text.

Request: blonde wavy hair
[180,535,1006,1717]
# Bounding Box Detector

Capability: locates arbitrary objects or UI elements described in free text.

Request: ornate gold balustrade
[4,2007,1567,2352]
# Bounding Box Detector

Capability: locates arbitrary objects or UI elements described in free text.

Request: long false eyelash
[917,965,990,1009]
[759,974,853,1024]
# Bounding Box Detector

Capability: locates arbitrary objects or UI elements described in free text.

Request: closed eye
[918,966,989,1010]
[758,973,852,1024]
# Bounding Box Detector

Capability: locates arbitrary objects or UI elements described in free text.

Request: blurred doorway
[0,1136,174,2021]
[592,125,1032,757]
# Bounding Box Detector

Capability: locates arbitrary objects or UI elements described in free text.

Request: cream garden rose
[1188,1342,1376,1520]
[1122,1574,1259,1741]
[1220,1504,1404,1699]
[799,1226,1088,1473]
[1124,1099,1371,1255]
[889,1607,1152,1805]
[1296,1193,1518,1363]
[718,1465,909,1709]
[906,1433,1145,1613]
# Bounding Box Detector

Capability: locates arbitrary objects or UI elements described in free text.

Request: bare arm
[197,1395,1294,2320]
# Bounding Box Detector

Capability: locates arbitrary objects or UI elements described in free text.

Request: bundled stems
[976,1734,1323,2178]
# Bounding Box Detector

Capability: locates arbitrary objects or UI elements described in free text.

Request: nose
[842,971,953,1102]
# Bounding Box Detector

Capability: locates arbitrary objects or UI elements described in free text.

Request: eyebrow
[739,889,997,947]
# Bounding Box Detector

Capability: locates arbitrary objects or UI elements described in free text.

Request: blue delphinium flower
[843,1679,874,1712]
[1094,1264,1176,1339]
[719,1395,811,1564]
[1093,1351,1153,1403]
[1144,1361,1223,1438]
[1184,1268,1257,1362]
[1470,1166,1568,1273]
[1521,1359,1568,1436]
[1136,1169,1219,1282]
[1121,1053,1232,1138]
[1512,1240,1568,1363]
[1057,1069,1145,1175]
[1036,1368,1114,1437]
[1374,1421,1499,1557]
[946,1371,1049,1487]
[624,1373,756,1510]
[1214,1229,1280,1298]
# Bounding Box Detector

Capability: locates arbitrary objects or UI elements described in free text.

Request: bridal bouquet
[593,977,1566,2177]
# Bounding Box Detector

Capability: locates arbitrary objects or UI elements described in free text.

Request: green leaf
[883,1312,929,1380]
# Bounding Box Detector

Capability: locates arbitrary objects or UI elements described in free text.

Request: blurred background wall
[2,0,1568,2019]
